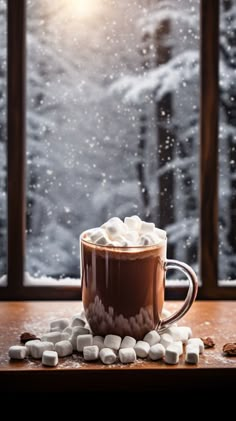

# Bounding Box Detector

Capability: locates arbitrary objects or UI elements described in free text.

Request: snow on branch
[139,4,198,36]
[110,50,199,104]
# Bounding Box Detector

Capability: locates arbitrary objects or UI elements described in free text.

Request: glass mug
[80,232,198,340]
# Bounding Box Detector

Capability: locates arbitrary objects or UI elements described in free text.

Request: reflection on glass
[26,0,199,278]
[0,0,7,279]
[219,0,236,281]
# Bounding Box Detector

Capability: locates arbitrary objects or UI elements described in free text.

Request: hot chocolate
[81,239,166,339]
[80,216,198,339]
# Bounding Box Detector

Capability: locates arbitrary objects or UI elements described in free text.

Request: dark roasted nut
[20,332,40,344]
[222,343,236,356]
[201,337,215,348]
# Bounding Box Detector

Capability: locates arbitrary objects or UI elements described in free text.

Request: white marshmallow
[134,341,150,358]
[31,341,54,359]
[55,340,73,357]
[42,350,58,367]
[9,345,27,360]
[143,330,160,346]
[140,221,155,233]
[99,348,116,365]
[165,326,189,344]
[161,309,171,319]
[89,228,107,243]
[120,336,136,349]
[119,348,136,364]
[83,345,99,361]
[172,341,183,356]
[104,334,122,351]
[63,327,73,336]
[50,318,70,332]
[149,343,166,361]
[41,332,62,345]
[154,227,166,239]
[77,334,93,352]
[95,235,109,246]
[71,315,86,328]
[124,215,142,231]
[187,338,204,354]
[93,336,105,350]
[185,344,199,364]
[72,326,91,335]
[110,235,129,246]
[102,217,127,240]
[164,344,180,365]
[139,234,155,246]
[25,339,41,356]
[160,333,174,349]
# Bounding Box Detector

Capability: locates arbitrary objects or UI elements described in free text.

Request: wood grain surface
[0,301,235,392]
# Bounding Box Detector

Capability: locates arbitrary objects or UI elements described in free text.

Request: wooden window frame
[1,0,236,300]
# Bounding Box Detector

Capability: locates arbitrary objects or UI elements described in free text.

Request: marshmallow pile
[82,216,166,247]
[8,309,203,367]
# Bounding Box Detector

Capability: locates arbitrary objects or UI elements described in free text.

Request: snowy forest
[0,0,236,280]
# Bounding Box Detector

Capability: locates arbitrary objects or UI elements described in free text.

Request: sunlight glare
[70,0,101,18]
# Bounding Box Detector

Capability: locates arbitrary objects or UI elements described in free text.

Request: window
[0,0,236,299]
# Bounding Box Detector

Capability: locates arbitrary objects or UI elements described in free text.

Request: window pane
[0,0,7,281]
[26,0,199,279]
[218,0,236,281]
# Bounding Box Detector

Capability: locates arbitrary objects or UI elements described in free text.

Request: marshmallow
[120,336,136,349]
[161,308,171,319]
[140,221,155,233]
[55,340,73,357]
[139,234,156,246]
[42,350,58,367]
[70,326,90,351]
[77,334,93,352]
[50,318,70,332]
[172,341,183,356]
[89,228,107,243]
[93,336,105,350]
[71,315,86,328]
[154,227,166,239]
[83,345,99,361]
[164,344,180,365]
[63,327,73,336]
[31,341,54,359]
[134,341,150,358]
[25,339,41,356]
[95,235,109,246]
[165,326,190,344]
[160,333,174,349]
[187,338,204,354]
[104,334,122,351]
[41,332,62,344]
[185,344,199,364]
[99,348,116,365]
[124,216,142,231]
[9,345,27,360]
[119,348,136,364]
[143,330,160,346]
[86,216,166,247]
[149,343,165,361]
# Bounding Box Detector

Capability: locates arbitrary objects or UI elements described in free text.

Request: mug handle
[158,259,198,332]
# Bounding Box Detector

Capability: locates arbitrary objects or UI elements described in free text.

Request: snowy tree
[111,0,236,279]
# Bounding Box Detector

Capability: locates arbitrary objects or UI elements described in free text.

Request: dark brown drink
[81,237,166,339]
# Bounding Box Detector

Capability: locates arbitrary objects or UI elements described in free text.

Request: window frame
[1,0,236,300]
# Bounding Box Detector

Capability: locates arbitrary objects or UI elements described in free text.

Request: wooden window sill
[0,301,235,392]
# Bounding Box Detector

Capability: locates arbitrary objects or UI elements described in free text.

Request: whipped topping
[83,216,166,247]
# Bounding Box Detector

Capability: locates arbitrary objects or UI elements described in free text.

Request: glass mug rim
[80,229,167,250]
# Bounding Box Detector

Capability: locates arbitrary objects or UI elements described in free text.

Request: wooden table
[0,301,235,393]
